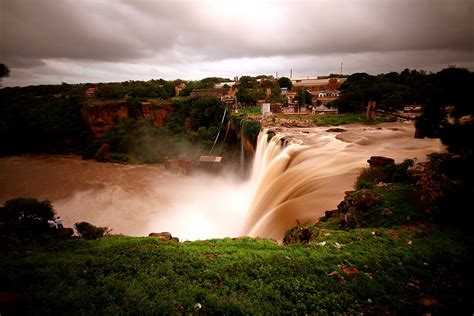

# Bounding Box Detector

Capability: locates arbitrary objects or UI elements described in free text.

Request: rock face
[149,232,179,242]
[81,100,173,138]
[81,101,129,138]
[141,102,173,127]
[319,190,380,229]
[367,156,395,169]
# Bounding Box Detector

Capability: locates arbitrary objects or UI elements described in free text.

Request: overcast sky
[2,0,473,87]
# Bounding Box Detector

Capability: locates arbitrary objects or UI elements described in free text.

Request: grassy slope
[1,225,471,314]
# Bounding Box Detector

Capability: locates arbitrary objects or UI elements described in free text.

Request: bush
[283,223,320,244]
[0,198,55,235]
[417,153,473,227]
[355,159,415,189]
[74,222,109,239]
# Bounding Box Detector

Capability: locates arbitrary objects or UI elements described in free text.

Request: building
[85,87,97,97]
[291,77,347,92]
[313,105,338,115]
[190,87,237,106]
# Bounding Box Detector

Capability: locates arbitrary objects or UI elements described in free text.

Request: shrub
[0,198,55,235]
[74,222,109,239]
[417,153,472,227]
[283,223,320,244]
[355,159,415,189]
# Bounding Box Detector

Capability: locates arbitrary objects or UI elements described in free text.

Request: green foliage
[355,159,415,189]
[417,153,473,227]
[1,198,54,224]
[347,185,430,227]
[335,69,432,113]
[283,224,320,244]
[94,79,176,100]
[0,84,92,155]
[296,89,312,106]
[74,222,109,239]
[415,67,474,159]
[277,77,292,90]
[242,120,261,147]
[236,87,264,106]
[238,76,258,89]
[0,63,10,77]
[0,197,55,235]
[89,119,203,163]
[1,228,471,314]
[166,96,226,134]
[179,77,230,97]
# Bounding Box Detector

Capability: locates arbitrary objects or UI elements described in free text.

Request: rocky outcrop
[319,190,380,229]
[326,128,347,133]
[242,135,256,155]
[367,156,395,169]
[141,102,174,127]
[149,232,179,242]
[81,100,173,138]
[81,101,128,138]
[283,225,320,244]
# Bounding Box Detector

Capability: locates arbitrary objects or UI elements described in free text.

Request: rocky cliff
[81,100,173,137]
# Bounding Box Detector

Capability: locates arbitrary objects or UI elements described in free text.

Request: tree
[0,198,56,235]
[238,76,258,89]
[415,67,474,159]
[278,77,292,90]
[0,64,10,87]
[296,89,312,105]
[0,64,10,78]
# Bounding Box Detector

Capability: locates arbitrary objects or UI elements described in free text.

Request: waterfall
[242,125,444,240]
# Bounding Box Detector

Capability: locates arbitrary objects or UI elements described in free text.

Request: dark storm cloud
[2,0,185,67]
[1,0,473,86]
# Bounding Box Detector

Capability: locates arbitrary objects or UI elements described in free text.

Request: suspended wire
[209,106,227,155]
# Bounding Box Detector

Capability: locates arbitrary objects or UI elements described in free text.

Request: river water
[0,122,443,240]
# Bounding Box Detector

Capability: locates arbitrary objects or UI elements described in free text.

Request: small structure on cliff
[164,155,223,175]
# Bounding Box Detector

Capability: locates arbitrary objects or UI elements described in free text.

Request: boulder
[149,232,179,242]
[367,156,395,169]
[59,227,74,238]
[326,128,347,133]
[94,144,111,162]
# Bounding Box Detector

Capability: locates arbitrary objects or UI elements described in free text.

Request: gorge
[0,122,443,241]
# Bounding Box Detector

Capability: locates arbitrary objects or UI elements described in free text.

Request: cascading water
[0,123,443,241]
[242,124,444,240]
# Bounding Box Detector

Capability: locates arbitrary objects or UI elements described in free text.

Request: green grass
[273,112,395,126]
[237,106,261,116]
[1,228,472,314]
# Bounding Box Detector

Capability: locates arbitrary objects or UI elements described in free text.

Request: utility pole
[340,62,344,75]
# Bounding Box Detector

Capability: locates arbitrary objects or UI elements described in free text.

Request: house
[313,105,338,115]
[309,90,341,105]
[85,87,97,97]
